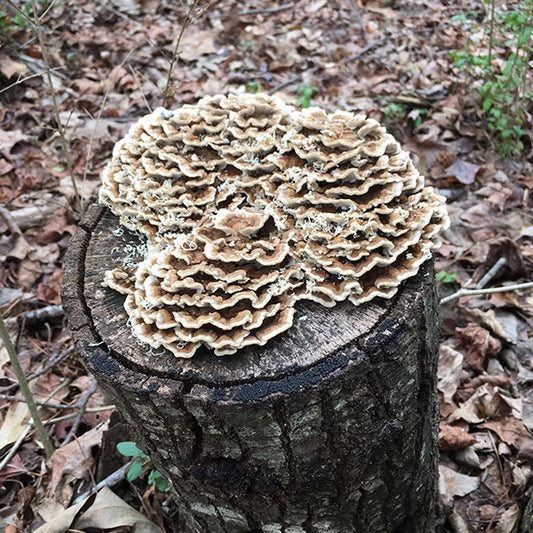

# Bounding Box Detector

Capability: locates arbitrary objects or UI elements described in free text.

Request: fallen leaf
[0,402,29,450]
[0,56,28,79]
[439,464,480,503]
[456,324,502,372]
[484,238,526,279]
[438,345,463,404]
[34,487,162,533]
[0,288,23,309]
[0,454,29,484]
[444,159,483,185]
[495,504,520,533]
[448,384,515,424]
[0,130,27,152]
[480,418,530,447]
[461,308,518,345]
[176,30,219,62]
[48,422,108,506]
[439,423,477,451]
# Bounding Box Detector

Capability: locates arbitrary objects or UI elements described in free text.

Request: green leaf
[155,478,169,491]
[435,271,457,284]
[127,458,143,482]
[519,26,532,45]
[117,441,146,458]
[52,166,65,172]
[148,470,162,483]
[482,98,493,112]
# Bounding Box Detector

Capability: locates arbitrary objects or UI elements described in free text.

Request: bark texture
[62,204,441,533]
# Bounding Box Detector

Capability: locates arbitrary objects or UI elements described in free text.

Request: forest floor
[0,0,532,531]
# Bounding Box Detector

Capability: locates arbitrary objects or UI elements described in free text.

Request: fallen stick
[440,281,533,305]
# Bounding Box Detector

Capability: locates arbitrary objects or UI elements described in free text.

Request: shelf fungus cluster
[100,93,449,358]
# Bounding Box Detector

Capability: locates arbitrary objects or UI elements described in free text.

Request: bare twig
[27,0,84,218]
[62,378,98,446]
[0,393,77,409]
[345,28,433,64]
[268,67,318,95]
[81,54,132,194]
[0,71,46,96]
[0,424,32,471]
[19,305,64,326]
[0,313,54,458]
[240,4,293,16]
[0,345,75,393]
[477,257,507,289]
[73,459,135,505]
[351,0,369,45]
[440,281,533,305]
[0,206,23,235]
[163,0,213,106]
[128,65,153,113]
[44,405,115,426]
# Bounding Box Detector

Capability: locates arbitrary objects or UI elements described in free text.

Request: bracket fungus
[100,93,449,358]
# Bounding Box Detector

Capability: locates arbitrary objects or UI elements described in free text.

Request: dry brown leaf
[0,130,27,153]
[438,345,463,404]
[480,418,529,447]
[48,422,108,506]
[461,308,517,345]
[448,384,516,424]
[439,464,480,504]
[495,504,520,533]
[0,402,29,450]
[34,487,162,533]
[175,30,218,62]
[456,324,502,372]
[0,56,28,79]
[444,159,483,185]
[439,423,477,451]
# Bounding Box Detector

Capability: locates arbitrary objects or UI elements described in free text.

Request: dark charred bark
[62,204,440,533]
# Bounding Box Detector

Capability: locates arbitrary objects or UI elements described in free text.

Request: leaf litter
[0,0,532,531]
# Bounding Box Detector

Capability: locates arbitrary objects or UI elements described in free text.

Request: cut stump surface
[63,203,441,533]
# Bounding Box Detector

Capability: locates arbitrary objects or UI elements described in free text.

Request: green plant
[245,80,260,93]
[450,0,533,158]
[382,102,406,122]
[296,85,318,108]
[0,1,32,33]
[435,271,458,284]
[117,441,168,491]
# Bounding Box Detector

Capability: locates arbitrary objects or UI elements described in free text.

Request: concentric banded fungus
[100,93,449,358]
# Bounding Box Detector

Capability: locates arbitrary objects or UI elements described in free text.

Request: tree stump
[62,203,441,533]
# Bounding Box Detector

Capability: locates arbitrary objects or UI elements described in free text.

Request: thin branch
[440,281,533,305]
[0,393,78,409]
[44,405,115,426]
[240,4,293,16]
[81,52,132,192]
[268,67,319,95]
[19,305,64,325]
[128,65,153,113]
[73,459,134,505]
[28,0,84,218]
[0,424,32,471]
[0,313,54,459]
[351,0,369,45]
[0,345,75,393]
[163,0,213,106]
[477,257,507,289]
[62,378,98,446]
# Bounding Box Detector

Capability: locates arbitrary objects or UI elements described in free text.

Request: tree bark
[62,204,441,533]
